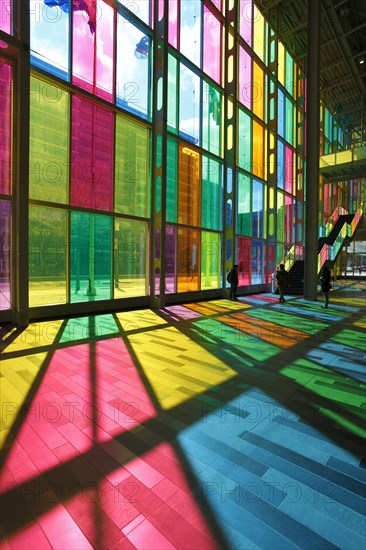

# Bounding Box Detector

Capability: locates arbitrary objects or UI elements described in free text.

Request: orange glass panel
[177,228,200,292]
[178,146,201,226]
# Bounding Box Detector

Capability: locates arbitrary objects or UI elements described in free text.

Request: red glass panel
[71,96,114,211]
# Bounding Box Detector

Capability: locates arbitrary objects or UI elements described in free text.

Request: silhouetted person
[276,264,289,303]
[320,266,331,308]
[228,264,239,300]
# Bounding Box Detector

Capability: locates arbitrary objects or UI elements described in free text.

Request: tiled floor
[0,281,365,549]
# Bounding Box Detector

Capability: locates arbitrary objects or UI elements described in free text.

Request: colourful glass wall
[0,0,318,314]
[0,58,12,311]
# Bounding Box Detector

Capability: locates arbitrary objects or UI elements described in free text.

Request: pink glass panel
[211,0,222,11]
[285,195,294,244]
[158,0,164,20]
[96,0,114,102]
[203,6,221,84]
[168,0,178,47]
[285,145,293,194]
[71,96,114,211]
[240,0,252,47]
[0,60,11,195]
[72,8,95,93]
[239,46,251,109]
[0,0,11,34]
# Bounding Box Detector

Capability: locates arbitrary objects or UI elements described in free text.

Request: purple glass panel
[0,0,11,34]
[239,46,251,109]
[165,225,176,293]
[71,96,114,211]
[0,59,11,195]
[203,6,221,84]
[0,200,11,311]
[239,0,252,47]
[285,145,293,194]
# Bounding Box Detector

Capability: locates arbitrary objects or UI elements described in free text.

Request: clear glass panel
[180,0,201,67]
[114,218,148,298]
[118,0,151,26]
[116,14,151,119]
[179,63,200,145]
[29,76,69,203]
[115,115,150,217]
[29,206,67,306]
[0,200,11,311]
[70,212,112,302]
[30,0,69,79]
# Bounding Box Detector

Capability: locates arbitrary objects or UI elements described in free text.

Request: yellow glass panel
[0,353,48,448]
[278,41,285,85]
[252,120,264,179]
[253,6,265,62]
[253,62,264,120]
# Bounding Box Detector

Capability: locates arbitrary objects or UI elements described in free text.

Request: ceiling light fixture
[359,57,365,64]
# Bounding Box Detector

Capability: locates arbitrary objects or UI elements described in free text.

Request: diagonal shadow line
[1,304,365,541]
[0,292,364,532]
[0,319,70,468]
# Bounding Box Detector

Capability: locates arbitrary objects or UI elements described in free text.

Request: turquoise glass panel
[70,212,112,302]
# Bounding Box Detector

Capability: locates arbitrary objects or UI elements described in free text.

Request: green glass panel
[285,52,294,96]
[237,172,251,236]
[238,108,252,171]
[285,97,294,145]
[29,76,69,203]
[114,218,148,298]
[115,115,150,217]
[60,314,119,343]
[166,137,177,222]
[201,231,221,289]
[70,212,112,302]
[276,192,285,242]
[29,206,67,306]
[202,82,222,157]
[202,155,223,230]
[167,54,177,133]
